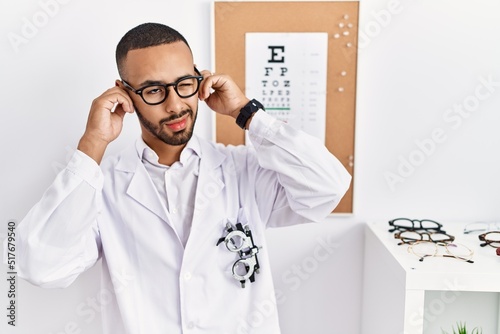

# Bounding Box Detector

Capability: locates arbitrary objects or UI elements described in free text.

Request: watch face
[251,99,264,110]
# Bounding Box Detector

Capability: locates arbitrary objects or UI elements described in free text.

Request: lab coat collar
[114,135,224,172]
[113,136,228,228]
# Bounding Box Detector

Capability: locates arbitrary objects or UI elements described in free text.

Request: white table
[361,221,500,334]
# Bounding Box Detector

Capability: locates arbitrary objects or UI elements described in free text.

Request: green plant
[441,321,482,334]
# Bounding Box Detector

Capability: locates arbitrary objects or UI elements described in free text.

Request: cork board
[213,1,358,213]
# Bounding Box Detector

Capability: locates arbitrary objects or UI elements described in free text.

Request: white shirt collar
[135,135,201,168]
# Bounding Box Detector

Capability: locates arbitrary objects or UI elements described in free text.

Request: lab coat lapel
[115,144,169,225]
[191,140,227,228]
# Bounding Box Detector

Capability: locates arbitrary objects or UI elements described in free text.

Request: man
[10,23,351,333]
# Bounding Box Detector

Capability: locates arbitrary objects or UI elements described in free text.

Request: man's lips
[163,114,188,132]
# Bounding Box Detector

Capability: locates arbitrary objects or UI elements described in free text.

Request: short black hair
[115,22,191,77]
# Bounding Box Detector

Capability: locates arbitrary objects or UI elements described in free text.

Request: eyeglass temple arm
[442,254,474,263]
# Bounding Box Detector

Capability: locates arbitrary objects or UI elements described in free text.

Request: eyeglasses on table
[388,218,444,233]
[475,231,500,256]
[478,231,500,248]
[464,221,500,234]
[394,230,455,246]
[407,241,474,263]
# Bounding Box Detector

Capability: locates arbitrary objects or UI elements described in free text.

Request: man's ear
[115,79,123,88]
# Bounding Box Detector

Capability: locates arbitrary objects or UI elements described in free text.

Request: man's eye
[144,87,164,95]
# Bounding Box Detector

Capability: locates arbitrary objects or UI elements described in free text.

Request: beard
[135,106,197,146]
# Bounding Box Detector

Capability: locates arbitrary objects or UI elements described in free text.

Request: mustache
[159,109,192,124]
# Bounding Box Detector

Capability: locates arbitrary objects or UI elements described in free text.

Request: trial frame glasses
[122,67,203,105]
[388,218,444,233]
[407,241,474,263]
[216,222,261,288]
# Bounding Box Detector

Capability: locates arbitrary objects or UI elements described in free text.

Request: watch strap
[236,99,264,129]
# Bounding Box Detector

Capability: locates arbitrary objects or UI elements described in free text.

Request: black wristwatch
[235,99,264,129]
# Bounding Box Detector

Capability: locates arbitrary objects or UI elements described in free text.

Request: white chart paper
[245,32,328,142]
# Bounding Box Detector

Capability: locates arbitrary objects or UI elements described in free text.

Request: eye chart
[245,32,328,142]
[214,1,359,213]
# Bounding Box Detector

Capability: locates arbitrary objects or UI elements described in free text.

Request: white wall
[1,0,499,333]
[354,0,500,223]
[355,1,500,332]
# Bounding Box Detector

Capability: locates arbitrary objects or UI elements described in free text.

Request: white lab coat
[10,112,351,334]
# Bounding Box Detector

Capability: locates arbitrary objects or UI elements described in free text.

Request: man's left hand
[198,70,249,119]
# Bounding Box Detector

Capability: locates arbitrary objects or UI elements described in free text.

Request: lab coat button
[187,321,195,329]
[184,272,192,280]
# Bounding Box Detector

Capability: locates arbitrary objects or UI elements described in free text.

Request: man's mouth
[163,114,189,132]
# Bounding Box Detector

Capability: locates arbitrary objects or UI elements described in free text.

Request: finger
[112,105,127,120]
[198,75,215,101]
[200,69,214,78]
[114,95,134,114]
[101,89,134,113]
[114,87,135,113]
[198,70,214,100]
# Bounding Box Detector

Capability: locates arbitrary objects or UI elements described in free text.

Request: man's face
[120,42,199,146]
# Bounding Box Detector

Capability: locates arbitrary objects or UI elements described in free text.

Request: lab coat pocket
[215,210,262,288]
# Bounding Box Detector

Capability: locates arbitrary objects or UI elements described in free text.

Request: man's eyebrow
[137,79,166,88]
[137,73,195,88]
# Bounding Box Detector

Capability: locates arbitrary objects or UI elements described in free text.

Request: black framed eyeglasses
[388,218,444,233]
[122,67,203,105]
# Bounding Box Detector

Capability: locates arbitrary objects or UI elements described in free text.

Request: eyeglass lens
[233,258,256,277]
[225,232,248,252]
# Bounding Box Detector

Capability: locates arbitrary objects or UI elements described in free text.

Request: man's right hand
[77,87,134,164]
